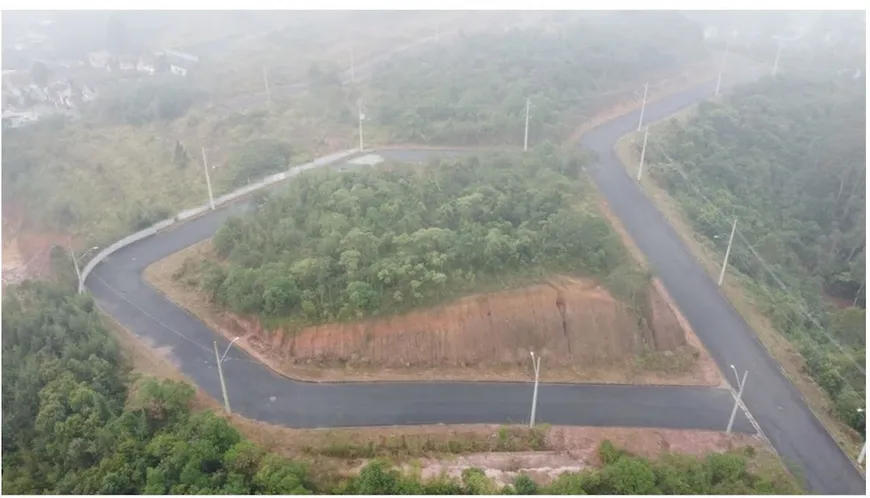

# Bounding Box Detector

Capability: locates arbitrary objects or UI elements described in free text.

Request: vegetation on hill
[646,73,866,434]
[363,11,708,145]
[175,146,651,326]
[0,281,801,494]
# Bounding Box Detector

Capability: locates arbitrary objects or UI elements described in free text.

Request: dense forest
[176,146,650,325]
[363,11,708,145]
[647,73,866,433]
[1,281,799,494]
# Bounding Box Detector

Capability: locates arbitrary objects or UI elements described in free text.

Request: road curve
[85,68,862,493]
[578,81,866,493]
[88,198,751,433]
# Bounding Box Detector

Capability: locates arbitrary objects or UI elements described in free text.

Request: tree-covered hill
[175,146,649,326]
[647,72,866,434]
[363,11,709,145]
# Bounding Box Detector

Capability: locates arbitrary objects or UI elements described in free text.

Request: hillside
[1,281,800,494]
[641,73,866,437]
[149,148,720,384]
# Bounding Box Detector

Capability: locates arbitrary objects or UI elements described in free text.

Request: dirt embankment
[145,243,721,386]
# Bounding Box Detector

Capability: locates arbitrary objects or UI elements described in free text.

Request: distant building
[88,51,113,70]
[159,49,200,78]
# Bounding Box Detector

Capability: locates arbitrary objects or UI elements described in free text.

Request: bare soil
[613,124,864,463]
[145,240,721,386]
[2,200,71,288]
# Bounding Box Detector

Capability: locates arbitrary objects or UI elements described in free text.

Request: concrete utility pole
[262,66,272,108]
[772,40,782,76]
[529,351,542,428]
[637,82,649,131]
[637,129,649,181]
[726,364,748,434]
[715,38,731,97]
[523,97,531,152]
[718,218,738,286]
[357,101,365,152]
[201,147,215,210]
[213,337,239,414]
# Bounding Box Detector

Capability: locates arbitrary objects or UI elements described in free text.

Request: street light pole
[529,351,542,428]
[637,129,649,181]
[201,147,215,210]
[637,82,649,131]
[523,97,530,152]
[715,38,731,97]
[726,364,748,434]
[718,218,738,286]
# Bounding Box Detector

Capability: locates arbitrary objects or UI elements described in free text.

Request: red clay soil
[2,201,71,286]
[145,245,722,386]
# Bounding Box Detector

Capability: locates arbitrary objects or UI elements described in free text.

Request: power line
[648,141,867,381]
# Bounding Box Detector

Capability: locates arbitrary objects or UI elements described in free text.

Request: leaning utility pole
[523,97,530,152]
[637,82,649,131]
[726,366,748,434]
[201,147,215,210]
[262,66,272,108]
[715,38,731,97]
[214,341,231,413]
[772,40,782,76]
[529,351,542,428]
[349,47,356,83]
[718,218,738,286]
[637,129,649,181]
[357,102,365,152]
[68,239,82,293]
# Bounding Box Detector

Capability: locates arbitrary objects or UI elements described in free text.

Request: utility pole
[68,239,82,293]
[637,82,649,131]
[715,38,731,97]
[262,66,272,109]
[523,97,530,152]
[718,218,737,286]
[726,364,748,434]
[213,339,238,414]
[858,443,866,465]
[201,147,215,210]
[357,101,365,152]
[772,40,782,76]
[529,351,542,428]
[67,240,98,294]
[853,280,865,306]
[637,129,649,181]
[349,46,355,83]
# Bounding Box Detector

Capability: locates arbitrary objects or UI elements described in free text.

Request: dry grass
[613,122,863,461]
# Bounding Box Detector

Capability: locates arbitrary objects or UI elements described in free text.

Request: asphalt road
[88,198,751,433]
[577,81,866,494]
[85,68,864,493]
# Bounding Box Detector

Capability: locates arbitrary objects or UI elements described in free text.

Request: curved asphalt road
[88,198,751,433]
[86,71,864,493]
